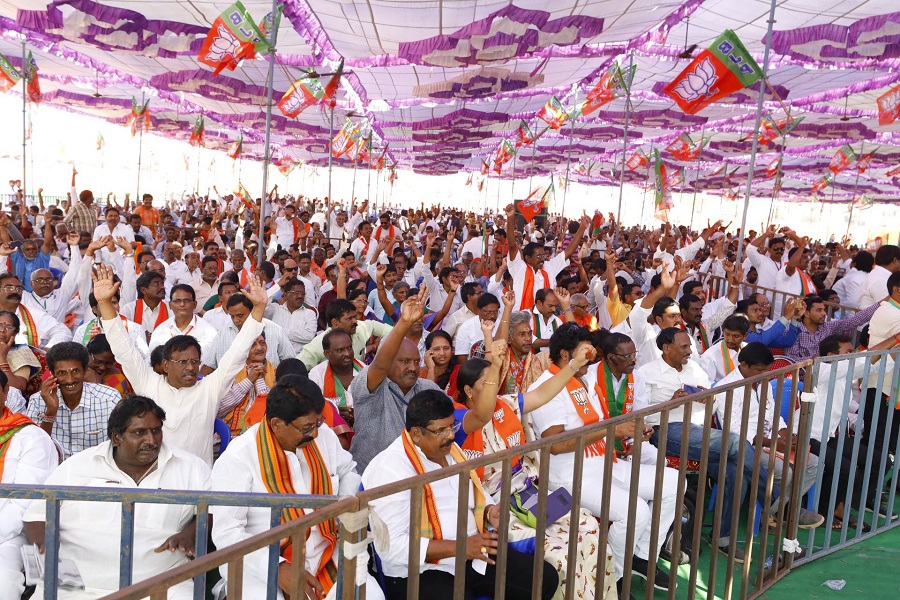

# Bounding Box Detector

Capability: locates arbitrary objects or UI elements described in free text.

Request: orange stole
[520,266,550,311]
[134,300,168,332]
[455,398,525,480]
[0,408,35,480]
[548,363,615,461]
[224,363,276,436]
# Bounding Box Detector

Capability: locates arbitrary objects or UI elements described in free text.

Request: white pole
[616,50,636,225]
[258,0,280,266]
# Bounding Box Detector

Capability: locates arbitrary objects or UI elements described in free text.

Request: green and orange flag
[198,1,270,76]
[580,61,634,117]
[226,135,242,159]
[877,83,900,126]
[189,115,205,146]
[652,149,674,221]
[829,144,856,175]
[663,30,762,115]
[764,156,781,179]
[537,96,568,130]
[0,52,20,92]
[665,133,707,161]
[517,180,554,223]
[851,195,873,211]
[810,173,832,194]
[127,97,150,137]
[23,52,41,104]
[515,120,534,147]
[277,59,343,118]
[757,114,803,144]
[856,150,876,173]
[331,119,358,158]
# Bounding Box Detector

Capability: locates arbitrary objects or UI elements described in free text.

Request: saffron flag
[23,52,41,104]
[517,181,553,223]
[708,164,725,178]
[494,139,516,170]
[465,173,473,186]
[226,135,242,159]
[665,133,707,161]
[625,150,649,171]
[234,182,253,211]
[723,188,738,202]
[388,165,398,185]
[537,96,568,130]
[580,61,634,117]
[96,133,105,151]
[189,116,205,147]
[590,212,605,236]
[278,59,343,118]
[829,144,856,175]
[810,173,832,194]
[667,166,684,188]
[480,159,490,175]
[275,157,298,176]
[877,83,900,126]
[652,149,674,221]
[0,52,20,92]
[321,59,344,108]
[886,164,900,177]
[663,30,762,115]
[127,97,150,137]
[856,151,875,173]
[757,114,803,144]
[851,195,873,211]
[198,1,269,76]
[764,156,781,179]
[516,120,534,147]
[331,119,358,158]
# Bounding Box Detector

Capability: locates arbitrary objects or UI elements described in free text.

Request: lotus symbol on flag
[208,26,240,63]
[672,57,718,102]
[281,90,303,115]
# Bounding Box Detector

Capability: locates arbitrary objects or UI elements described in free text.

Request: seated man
[266,277,319,355]
[737,295,802,349]
[308,328,363,426]
[0,272,71,349]
[23,396,211,599]
[300,299,393,370]
[699,314,750,383]
[529,324,678,593]
[149,284,217,353]
[121,271,170,339]
[363,389,558,600]
[640,328,778,562]
[92,264,267,465]
[0,370,58,600]
[211,376,382,600]
[200,279,239,330]
[25,342,121,459]
[712,343,824,529]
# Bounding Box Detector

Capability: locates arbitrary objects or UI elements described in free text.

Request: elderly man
[300,299,393,371]
[0,272,70,349]
[0,370,58,600]
[23,233,83,324]
[202,294,295,373]
[92,265,267,465]
[23,395,211,599]
[0,212,58,293]
[92,207,134,264]
[266,278,318,355]
[211,376,381,600]
[24,342,121,459]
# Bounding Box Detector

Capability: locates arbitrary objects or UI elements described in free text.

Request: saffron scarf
[498,347,543,395]
[225,362,277,436]
[594,361,634,453]
[520,266,550,311]
[720,342,736,376]
[323,360,364,408]
[548,363,614,461]
[256,419,338,593]
[400,429,486,561]
[134,300,169,333]
[683,322,710,352]
[18,306,39,347]
[455,397,525,480]
[531,309,558,341]
[373,224,397,243]
[356,236,371,260]
[0,407,34,481]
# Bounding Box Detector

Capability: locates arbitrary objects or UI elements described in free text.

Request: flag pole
[688,127,705,232]
[351,152,359,206]
[560,88,578,220]
[257,0,280,267]
[616,49,636,225]
[639,146,652,225]
[21,40,27,203]
[511,154,517,202]
[136,95,145,203]
[846,141,865,239]
[766,143,784,229]
[735,0,778,267]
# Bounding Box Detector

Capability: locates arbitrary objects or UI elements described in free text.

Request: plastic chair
[213,418,231,454]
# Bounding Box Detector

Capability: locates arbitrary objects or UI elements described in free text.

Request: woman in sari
[0,309,46,397]
[217,333,276,437]
[420,330,461,397]
[453,340,616,600]
[84,334,134,397]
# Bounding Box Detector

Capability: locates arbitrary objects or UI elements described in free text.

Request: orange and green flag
[127,97,150,137]
[829,144,856,175]
[580,61,635,117]
[0,52,20,92]
[877,83,900,126]
[663,30,762,115]
[537,96,568,130]
[517,181,553,223]
[652,149,674,220]
[189,115,205,146]
[198,1,269,76]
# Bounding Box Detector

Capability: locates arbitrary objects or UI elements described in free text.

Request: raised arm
[521,344,592,413]
[492,291,515,343]
[42,211,56,255]
[427,279,459,332]
[562,214,590,261]
[782,228,808,277]
[366,287,427,392]
[462,339,510,433]
[505,204,519,262]
[374,264,397,320]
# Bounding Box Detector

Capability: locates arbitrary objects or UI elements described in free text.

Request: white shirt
[267,303,319,354]
[202,305,231,331]
[699,340,743,384]
[421,268,463,315]
[773,268,810,318]
[91,222,134,264]
[654,237,706,273]
[530,308,562,352]
[441,306,475,340]
[508,252,569,311]
[15,304,71,349]
[866,300,900,397]
[192,278,219,312]
[859,265,892,309]
[832,267,868,309]
[454,314,497,356]
[636,357,711,426]
[148,315,218,353]
[460,236,486,259]
[73,317,149,357]
[22,441,210,596]
[349,236,376,264]
[103,314,264,465]
[628,303,662,369]
[121,299,171,335]
[211,424,359,590]
[362,436,480,578]
[713,368,785,443]
[745,245,782,291]
[810,358,867,443]
[165,259,194,287]
[274,215,297,249]
[22,243,83,324]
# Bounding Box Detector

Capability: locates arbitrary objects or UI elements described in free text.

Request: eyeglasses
[572,304,589,310]
[288,416,326,436]
[422,422,461,438]
[169,298,195,305]
[609,351,638,360]
[284,267,298,271]
[168,358,201,366]
[0,324,16,332]
[1,285,23,292]
[32,278,55,285]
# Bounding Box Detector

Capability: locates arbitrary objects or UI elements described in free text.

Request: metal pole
[350,152,359,205]
[136,119,144,202]
[639,148,652,225]
[21,40,27,204]
[258,0,280,267]
[735,0,778,267]
[616,50,636,225]
[560,90,578,220]
[845,142,865,239]
[326,105,335,242]
[688,127,705,231]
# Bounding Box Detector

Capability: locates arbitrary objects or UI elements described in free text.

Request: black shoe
[631,555,671,591]
[616,578,636,600]
[717,543,747,564]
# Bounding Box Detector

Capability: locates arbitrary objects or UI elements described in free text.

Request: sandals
[830,516,871,532]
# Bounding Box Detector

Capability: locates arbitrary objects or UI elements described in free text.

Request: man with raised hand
[92,264,267,465]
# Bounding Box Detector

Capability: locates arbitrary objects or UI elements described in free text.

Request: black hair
[548,322,593,363]
[325,299,356,326]
[819,333,853,356]
[887,271,900,296]
[476,293,500,310]
[406,389,454,431]
[722,314,751,335]
[201,255,218,267]
[137,250,155,264]
[220,271,239,284]
[853,250,874,273]
[535,288,553,304]
[47,342,90,371]
[649,273,662,289]
[150,345,165,368]
[322,327,351,352]
[819,289,838,304]
[455,358,489,403]
[170,284,196,302]
[281,277,304,293]
[683,280,703,297]
[460,282,482,304]
[655,326,683,350]
[107,395,166,440]
[522,242,543,259]
[651,296,678,319]
[135,271,164,299]
[735,298,757,314]
[678,293,702,311]
[265,375,326,422]
[599,332,634,358]
[86,334,112,355]
[226,293,254,312]
[218,280,239,296]
[257,261,276,280]
[161,335,202,360]
[348,288,367,303]
[438,266,455,284]
[275,357,309,380]
[874,245,900,267]
[0,309,20,332]
[803,295,824,311]
[737,342,774,368]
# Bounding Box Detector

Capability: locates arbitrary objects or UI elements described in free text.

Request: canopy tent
[0,0,899,205]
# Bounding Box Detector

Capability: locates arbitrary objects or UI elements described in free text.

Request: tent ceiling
[1,0,899,201]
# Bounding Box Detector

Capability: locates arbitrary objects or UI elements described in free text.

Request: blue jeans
[652,422,780,543]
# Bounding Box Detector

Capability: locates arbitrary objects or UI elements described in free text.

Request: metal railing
[704,274,860,320]
[6,352,898,600]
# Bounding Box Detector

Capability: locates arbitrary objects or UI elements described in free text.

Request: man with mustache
[23,234,83,324]
[211,376,383,600]
[91,264,267,465]
[23,342,121,459]
[0,272,70,349]
[23,395,211,599]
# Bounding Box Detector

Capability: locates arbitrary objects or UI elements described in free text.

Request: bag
[510,477,573,528]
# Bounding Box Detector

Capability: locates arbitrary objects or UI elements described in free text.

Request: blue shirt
[10,250,51,292]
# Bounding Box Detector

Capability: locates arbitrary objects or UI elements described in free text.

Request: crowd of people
[1,171,900,600]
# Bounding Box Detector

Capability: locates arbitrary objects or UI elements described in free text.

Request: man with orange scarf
[0,370,58,599]
[211,376,383,600]
[363,389,558,600]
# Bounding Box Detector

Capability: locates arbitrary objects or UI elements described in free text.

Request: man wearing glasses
[91,264,268,466]
[148,285,217,354]
[266,278,319,355]
[22,233,84,325]
[745,225,787,290]
[0,273,70,349]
